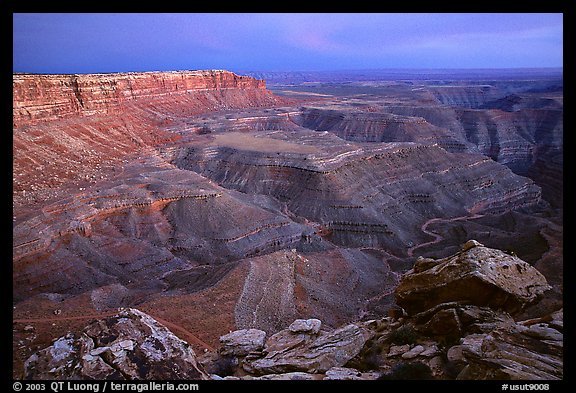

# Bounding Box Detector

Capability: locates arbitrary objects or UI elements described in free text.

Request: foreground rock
[22,241,561,381]
[396,240,551,315]
[24,308,209,380]
[244,321,373,375]
[459,316,563,380]
[200,241,561,380]
[219,328,266,356]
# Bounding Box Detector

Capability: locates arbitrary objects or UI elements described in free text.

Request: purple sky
[13,13,563,74]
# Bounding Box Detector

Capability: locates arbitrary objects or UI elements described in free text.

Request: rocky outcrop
[296,107,451,144]
[245,322,372,375]
[428,85,501,108]
[219,329,266,356]
[387,240,561,380]
[22,242,562,381]
[458,315,563,380]
[215,318,373,376]
[23,308,209,380]
[395,240,551,315]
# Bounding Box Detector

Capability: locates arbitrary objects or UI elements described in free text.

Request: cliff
[13,70,267,127]
[13,70,285,215]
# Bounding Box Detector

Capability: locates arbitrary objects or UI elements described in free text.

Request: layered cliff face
[13,70,266,126]
[289,84,562,208]
[13,71,285,217]
[174,129,541,255]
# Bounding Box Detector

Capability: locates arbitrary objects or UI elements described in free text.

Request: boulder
[219,329,266,356]
[396,242,551,315]
[388,344,410,357]
[402,345,425,359]
[288,319,322,334]
[244,321,372,375]
[23,308,209,380]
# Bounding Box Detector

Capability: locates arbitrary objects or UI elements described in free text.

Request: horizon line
[13,66,564,76]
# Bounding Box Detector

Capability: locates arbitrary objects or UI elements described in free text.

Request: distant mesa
[13,70,269,127]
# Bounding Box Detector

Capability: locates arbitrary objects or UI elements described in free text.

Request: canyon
[12,69,562,380]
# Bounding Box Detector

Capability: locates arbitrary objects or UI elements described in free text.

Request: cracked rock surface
[23,308,209,380]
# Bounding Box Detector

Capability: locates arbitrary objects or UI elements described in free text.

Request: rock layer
[13,70,267,126]
[176,128,541,254]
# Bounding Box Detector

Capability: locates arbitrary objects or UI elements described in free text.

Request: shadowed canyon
[13,69,563,379]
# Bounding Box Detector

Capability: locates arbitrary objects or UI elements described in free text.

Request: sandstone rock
[24,308,209,380]
[244,321,372,375]
[456,304,515,333]
[219,329,266,356]
[288,319,322,334]
[239,372,321,380]
[413,256,441,273]
[387,344,410,357]
[420,344,439,358]
[549,309,563,332]
[524,324,563,341]
[420,307,462,336]
[459,322,563,380]
[401,345,425,359]
[461,239,483,251]
[324,366,363,380]
[414,303,515,338]
[446,345,465,363]
[396,243,551,315]
[428,355,445,378]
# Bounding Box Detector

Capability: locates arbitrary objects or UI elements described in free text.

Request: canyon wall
[13,70,267,127]
[13,71,285,216]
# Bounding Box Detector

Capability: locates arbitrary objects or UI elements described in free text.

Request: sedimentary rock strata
[13,70,269,126]
[21,240,562,380]
[13,70,562,379]
[12,166,308,301]
[176,128,541,254]
[13,71,286,215]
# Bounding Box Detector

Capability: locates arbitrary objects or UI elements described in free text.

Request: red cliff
[13,70,269,127]
[13,70,285,215]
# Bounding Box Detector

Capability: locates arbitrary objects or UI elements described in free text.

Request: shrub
[211,355,237,377]
[378,362,433,380]
[389,325,418,345]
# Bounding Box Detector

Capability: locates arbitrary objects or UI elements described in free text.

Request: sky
[12,13,563,74]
